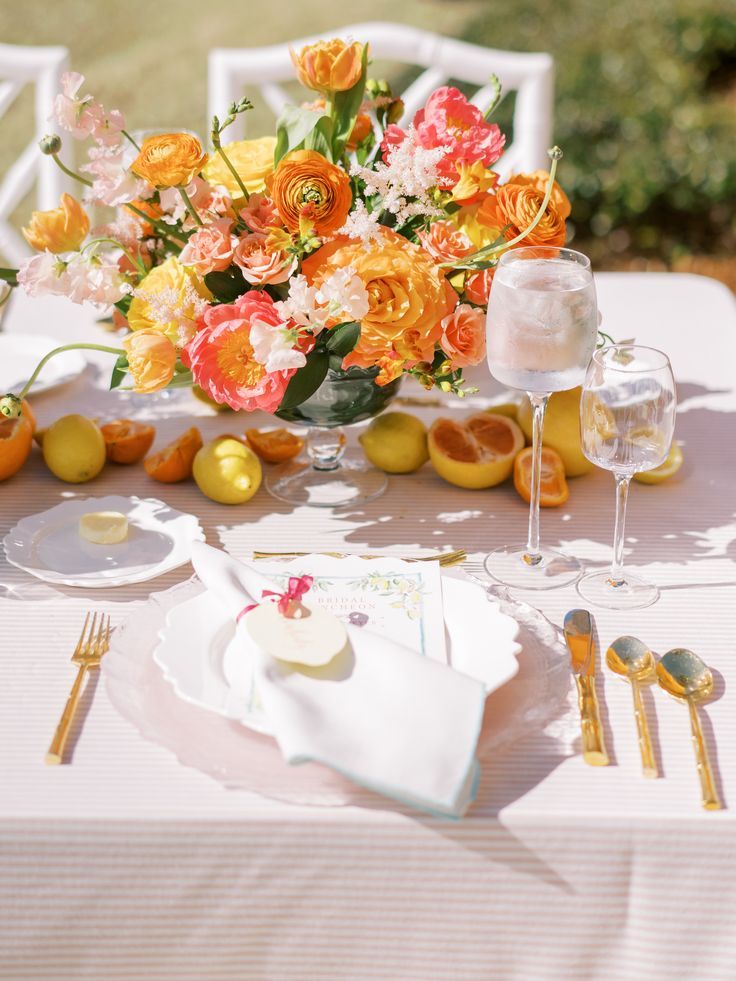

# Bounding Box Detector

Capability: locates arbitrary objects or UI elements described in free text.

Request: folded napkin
[190,542,487,818]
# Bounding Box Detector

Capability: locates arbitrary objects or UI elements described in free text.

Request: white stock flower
[249,317,306,372]
[315,266,369,323]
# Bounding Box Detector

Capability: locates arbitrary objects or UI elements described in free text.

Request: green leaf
[331,45,369,159]
[114,294,132,317]
[305,115,335,161]
[274,106,327,164]
[109,354,129,390]
[204,266,247,303]
[277,350,329,412]
[0,267,18,287]
[324,321,361,358]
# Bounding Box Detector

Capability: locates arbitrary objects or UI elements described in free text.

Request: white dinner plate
[0,333,87,395]
[153,572,522,736]
[3,495,205,587]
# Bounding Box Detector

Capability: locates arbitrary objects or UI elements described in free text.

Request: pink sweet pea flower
[179,218,235,276]
[232,233,296,286]
[81,147,148,207]
[185,291,299,413]
[17,252,69,297]
[53,72,100,139]
[439,303,486,367]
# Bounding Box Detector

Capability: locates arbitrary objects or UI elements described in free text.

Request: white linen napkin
[190,542,487,818]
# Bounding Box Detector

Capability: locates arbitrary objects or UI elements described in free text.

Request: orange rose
[439,303,486,368]
[22,193,89,253]
[477,178,567,248]
[464,267,495,305]
[122,329,177,393]
[132,133,208,188]
[269,150,352,236]
[303,230,457,368]
[291,39,365,94]
[417,220,474,264]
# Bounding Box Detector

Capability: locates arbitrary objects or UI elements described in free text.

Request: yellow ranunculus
[291,39,364,94]
[127,257,212,344]
[22,193,89,254]
[122,329,177,393]
[203,137,277,197]
[132,133,208,188]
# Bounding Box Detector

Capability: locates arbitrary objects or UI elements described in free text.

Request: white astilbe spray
[350,128,447,227]
[336,200,383,244]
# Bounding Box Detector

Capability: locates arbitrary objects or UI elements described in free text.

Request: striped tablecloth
[1,273,735,980]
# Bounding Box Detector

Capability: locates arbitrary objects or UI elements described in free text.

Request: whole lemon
[516,387,593,477]
[358,412,429,474]
[193,437,262,504]
[42,414,106,483]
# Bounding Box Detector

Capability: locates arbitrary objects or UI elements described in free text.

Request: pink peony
[239,193,283,234]
[179,218,235,276]
[439,303,486,367]
[185,291,297,412]
[417,220,475,264]
[232,233,296,286]
[381,87,505,190]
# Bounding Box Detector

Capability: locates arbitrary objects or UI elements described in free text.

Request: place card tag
[245,600,347,667]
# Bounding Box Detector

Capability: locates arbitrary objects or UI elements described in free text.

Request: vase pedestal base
[266,450,388,508]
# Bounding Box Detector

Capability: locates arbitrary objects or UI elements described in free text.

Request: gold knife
[563,609,609,766]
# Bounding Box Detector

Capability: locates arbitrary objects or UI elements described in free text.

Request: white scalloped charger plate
[0,333,87,395]
[153,571,522,736]
[3,495,205,587]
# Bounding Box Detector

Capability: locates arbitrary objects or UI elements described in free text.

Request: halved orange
[428,412,525,489]
[513,446,569,507]
[101,419,156,464]
[20,399,36,433]
[245,428,304,463]
[144,426,203,483]
[0,415,33,481]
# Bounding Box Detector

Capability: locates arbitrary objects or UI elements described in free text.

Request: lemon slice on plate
[79,511,129,544]
[634,442,683,484]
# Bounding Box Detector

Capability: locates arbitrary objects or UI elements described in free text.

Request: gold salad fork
[45,612,111,765]
[252,548,467,568]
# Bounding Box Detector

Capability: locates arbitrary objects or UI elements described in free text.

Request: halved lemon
[428,412,524,489]
[513,446,569,507]
[634,442,683,484]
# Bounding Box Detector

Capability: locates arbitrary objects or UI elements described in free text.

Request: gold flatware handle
[46,663,88,765]
[575,675,609,766]
[687,700,721,810]
[253,549,466,567]
[631,678,657,779]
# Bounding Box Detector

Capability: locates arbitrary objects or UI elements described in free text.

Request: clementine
[144,426,203,483]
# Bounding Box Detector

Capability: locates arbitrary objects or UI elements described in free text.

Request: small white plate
[0,334,87,395]
[3,495,205,587]
[153,573,521,736]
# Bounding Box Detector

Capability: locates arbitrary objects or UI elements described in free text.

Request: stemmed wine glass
[485,246,599,589]
[578,344,676,609]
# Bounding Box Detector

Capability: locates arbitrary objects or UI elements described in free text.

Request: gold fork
[252,548,467,568]
[45,612,111,766]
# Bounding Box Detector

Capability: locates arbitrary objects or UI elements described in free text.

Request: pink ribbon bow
[236,574,314,623]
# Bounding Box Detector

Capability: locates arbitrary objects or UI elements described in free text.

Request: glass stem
[609,473,631,587]
[524,393,549,565]
[306,426,346,472]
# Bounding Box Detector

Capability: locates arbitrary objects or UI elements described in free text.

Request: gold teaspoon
[607,636,657,779]
[656,648,722,810]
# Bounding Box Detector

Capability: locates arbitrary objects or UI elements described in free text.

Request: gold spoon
[606,636,658,779]
[656,648,722,810]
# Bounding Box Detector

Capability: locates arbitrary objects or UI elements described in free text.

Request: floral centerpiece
[0,37,569,503]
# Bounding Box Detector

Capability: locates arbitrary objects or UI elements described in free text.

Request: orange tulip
[291,39,364,94]
[132,133,208,188]
[122,329,177,393]
[22,193,89,253]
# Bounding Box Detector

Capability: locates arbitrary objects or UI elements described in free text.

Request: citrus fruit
[245,428,305,463]
[517,388,593,477]
[79,511,129,544]
[0,415,33,481]
[101,419,156,464]
[485,401,520,419]
[20,399,36,432]
[513,446,569,507]
[428,412,524,489]
[144,426,203,483]
[42,414,106,483]
[193,437,262,504]
[359,412,429,474]
[634,442,683,484]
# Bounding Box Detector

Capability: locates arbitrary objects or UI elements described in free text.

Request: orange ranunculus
[477,179,567,248]
[347,111,373,150]
[508,171,571,219]
[302,229,457,368]
[129,197,165,236]
[22,193,89,253]
[268,150,352,236]
[122,329,178,393]
[132,133,208,188]
[291,39,364,94]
